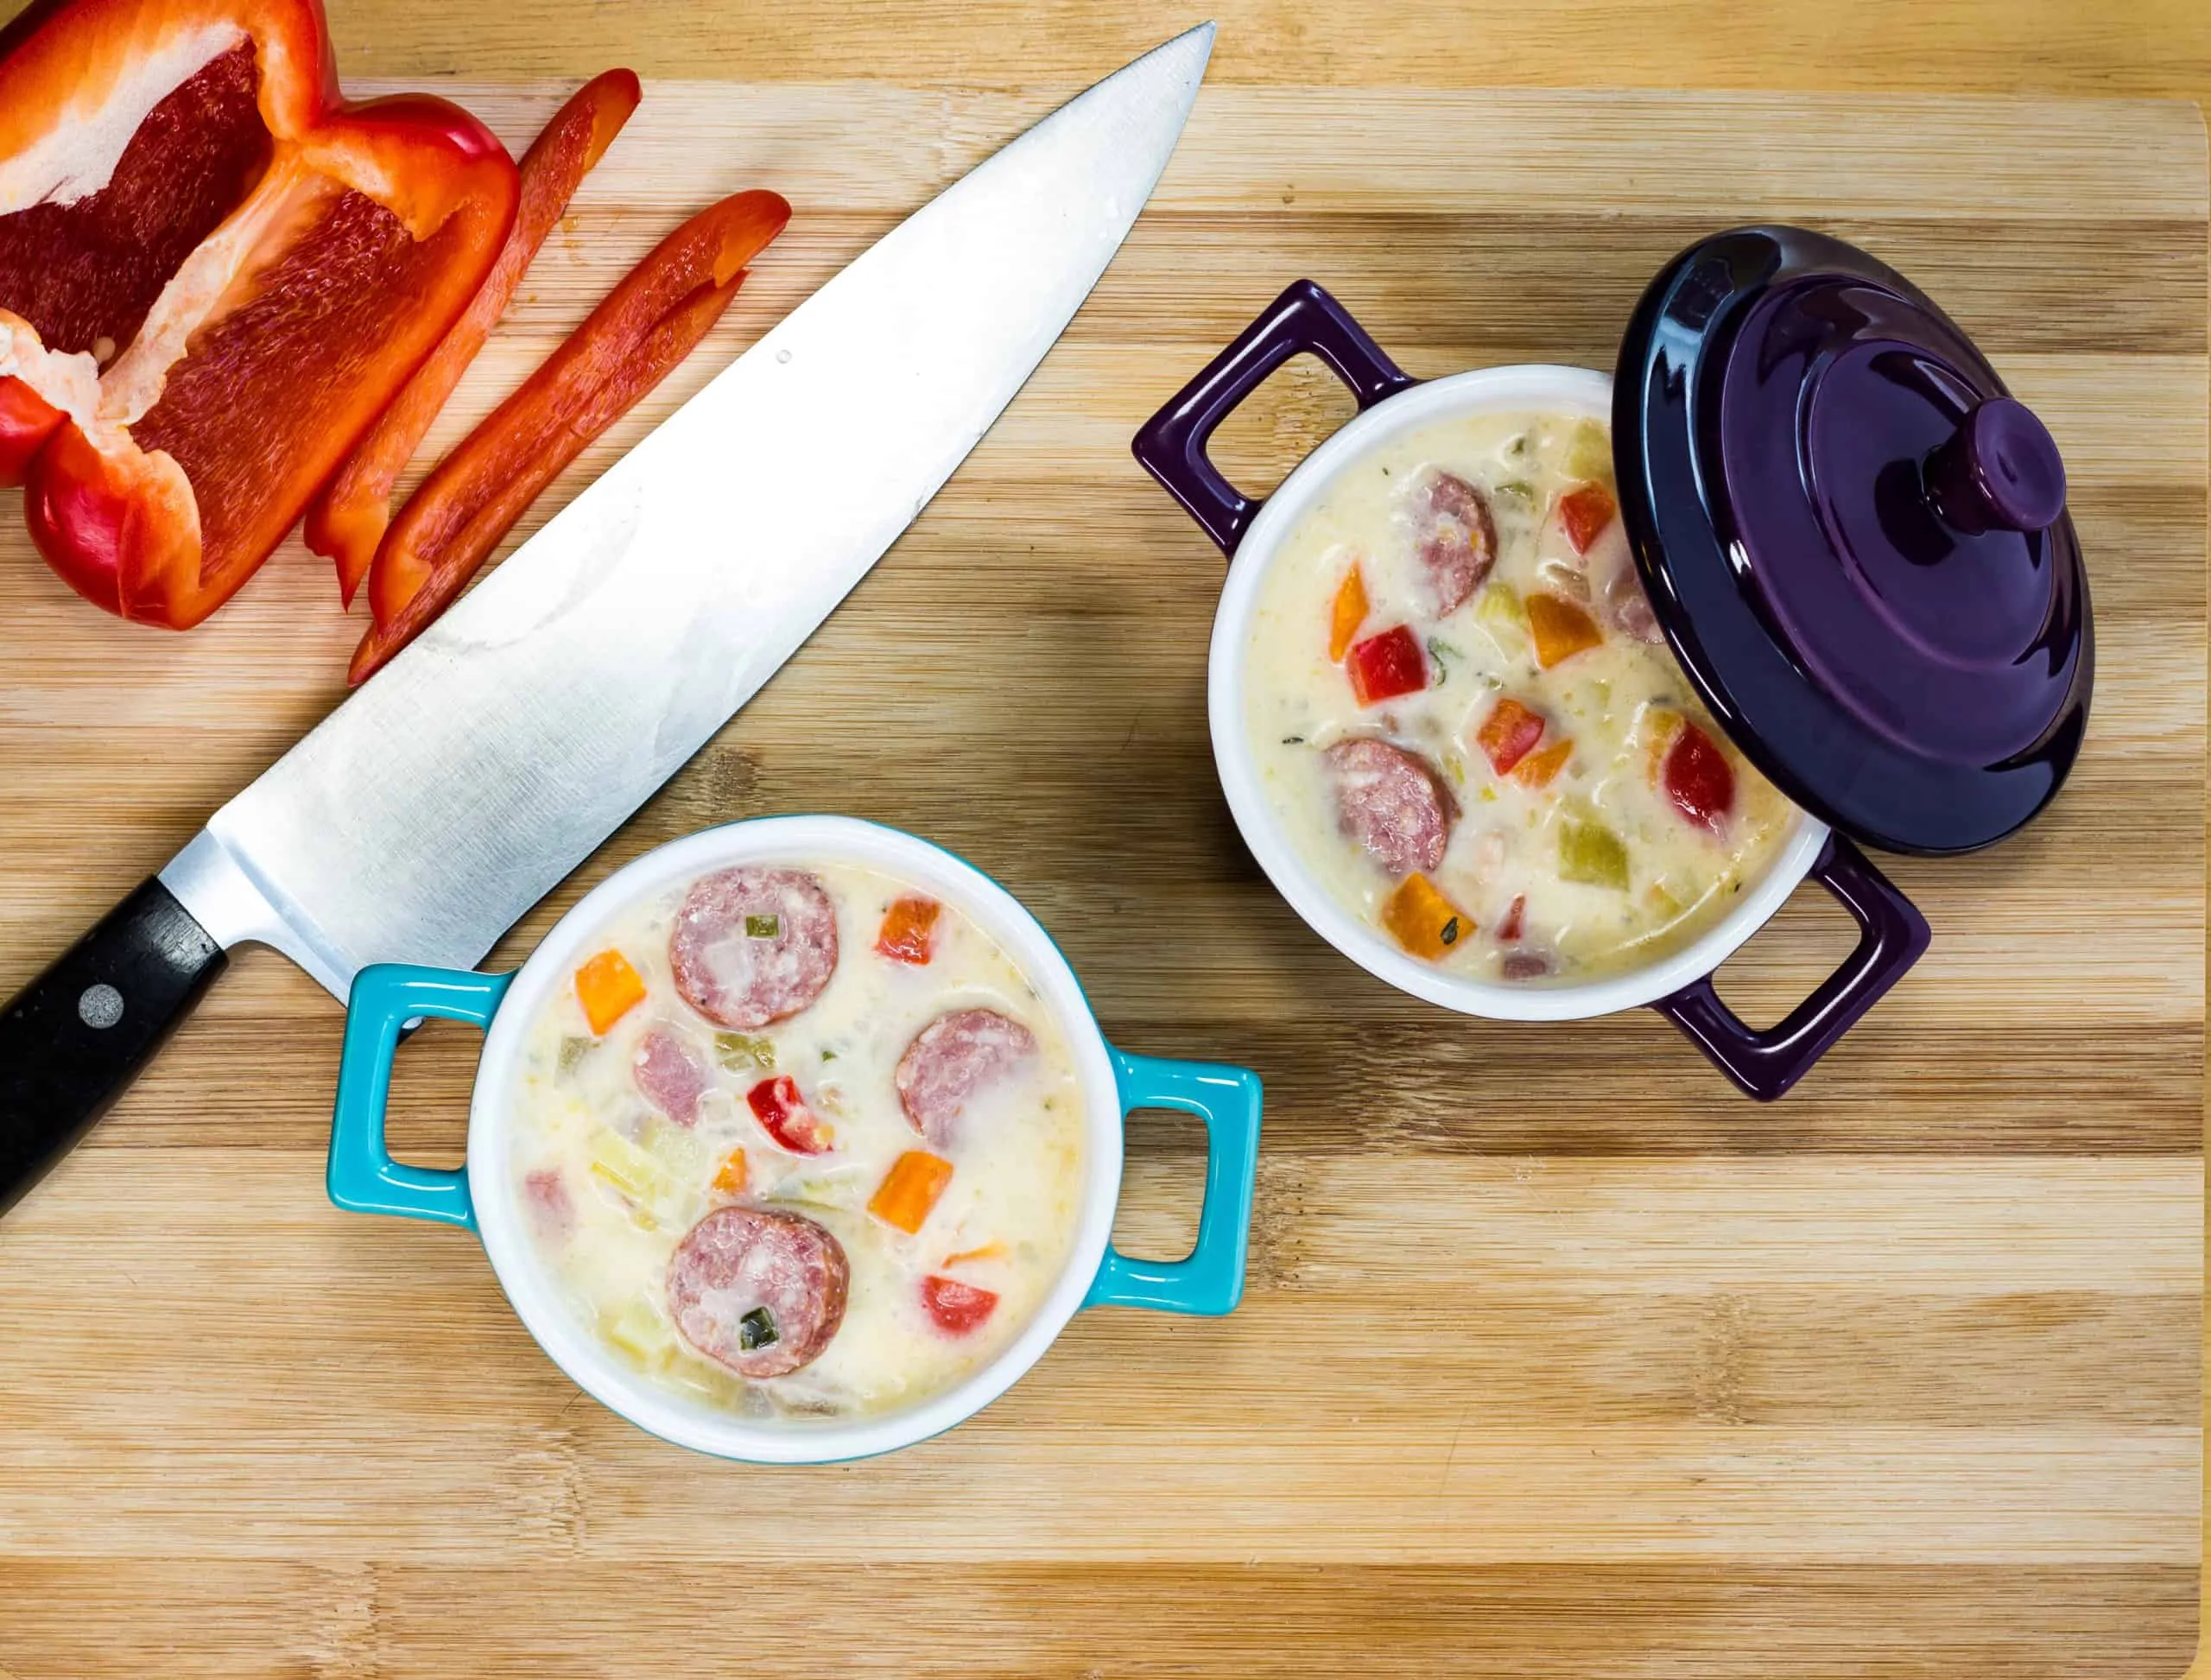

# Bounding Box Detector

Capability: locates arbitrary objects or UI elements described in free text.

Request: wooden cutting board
[0,80,2201,1678]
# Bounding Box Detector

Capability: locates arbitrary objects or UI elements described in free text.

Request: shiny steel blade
[162,25,1214,999]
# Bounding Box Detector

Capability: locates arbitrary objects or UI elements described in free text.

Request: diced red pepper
[350,187,790,682]
[1498,894,1526,942]
[1327,561,1369,662]
[1526,591,1605,669]
[307,69,640,606]
[1345,624,1427,707]
[1556,480,1617,555]
[1662,720,1737,833]
[1475,696,1546,776]
[746,1074,834,1156]
[920,1274,999,1336]
[0,0,520,627]
[874,896,941,966]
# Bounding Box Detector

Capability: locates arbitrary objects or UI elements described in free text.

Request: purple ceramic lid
[1613,225,2092,855]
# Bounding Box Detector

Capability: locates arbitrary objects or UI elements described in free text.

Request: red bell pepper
[1475,695,1545,776]
[874,895,942,965]
[746,1074,833,1157]
[306,68,641,606]
[920,1275,998,1336]
[350,187,791,683]
[0,0,517,626]
[1345,624,1428,707]
[1555,480,1617,555]
[1660,720,1737,833]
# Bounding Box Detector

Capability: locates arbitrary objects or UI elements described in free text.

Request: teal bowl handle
[328,964,513,1232]
[1084,1047,1263,1315]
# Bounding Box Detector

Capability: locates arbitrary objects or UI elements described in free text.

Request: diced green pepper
[738,1306,779,1351]
[588,1126,678,1211]
[713,1031,776,1072]
[1477,581,1526,629]
[1564,418,1614,486]
[1559,818,1631,891]
[643,1117,707,1179]
[744,914,780,938]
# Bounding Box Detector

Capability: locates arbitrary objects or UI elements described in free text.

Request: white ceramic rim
[1207,363,1831,1024]
[466,815,1126,1463]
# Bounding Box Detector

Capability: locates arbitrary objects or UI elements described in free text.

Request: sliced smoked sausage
[1324,738,1453,877]
[668,866,838,1030]
[666,1206,849,1379]
[632,1028,706,1125]
[1416,470,1497,615]
[895,1007,1038,1146]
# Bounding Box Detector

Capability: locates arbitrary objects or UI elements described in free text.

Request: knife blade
[0,23,1214,1214]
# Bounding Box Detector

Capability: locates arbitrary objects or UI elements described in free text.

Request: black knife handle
[0,878,226,1216]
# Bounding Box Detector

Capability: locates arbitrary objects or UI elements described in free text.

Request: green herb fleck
[738,1306,779,1351]
[1282,734,1305,745]
[1441,917,1461,947]
[744,914,780,939]
[556,1036,594,1077]
[820,1048,838,1062]
[713,1031,776,1072]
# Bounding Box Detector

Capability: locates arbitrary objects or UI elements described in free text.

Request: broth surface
[508,860,1086,1423]
[1242,409,1796,983]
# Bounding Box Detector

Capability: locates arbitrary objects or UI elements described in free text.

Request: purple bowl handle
[1132,279,1414,556]
[1650,834,1929,1101]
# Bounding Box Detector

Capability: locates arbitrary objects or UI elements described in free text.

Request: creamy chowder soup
[509,861,1086,1423]
[1243,411,1795,983]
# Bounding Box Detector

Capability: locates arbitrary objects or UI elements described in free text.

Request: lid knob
[1924,396,2067,536]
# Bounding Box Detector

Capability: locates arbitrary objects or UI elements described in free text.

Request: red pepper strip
[0,0,518,626]
[307,69,640,606]
[350,188,791,683]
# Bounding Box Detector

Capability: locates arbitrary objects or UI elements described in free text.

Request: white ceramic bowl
[328,815,1262,1461]
[1134,282,1929,1096]
[1208,364,1832,1024]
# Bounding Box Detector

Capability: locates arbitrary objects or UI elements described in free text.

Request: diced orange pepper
[941,1241,1007,1268]
[868,1150,954,1235]
[1380,872,1472,960]
[573,948,647,1035]
[1327,561,1370,662]
[1527,592,1605,669]
[1556,480,1618,555]
[710,1148,750,1197]
[874,896,942,965]
[1514,738,1574,789]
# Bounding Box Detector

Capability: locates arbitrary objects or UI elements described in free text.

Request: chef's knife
[0,23,1214,1215]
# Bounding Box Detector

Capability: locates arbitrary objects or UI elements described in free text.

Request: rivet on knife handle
[0,878,225,1214]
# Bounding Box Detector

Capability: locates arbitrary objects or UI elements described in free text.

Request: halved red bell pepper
[0,0,518,626]
[306,68,641,606]
[350,187,791,683]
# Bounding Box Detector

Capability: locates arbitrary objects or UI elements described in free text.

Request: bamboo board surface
[0,75,2203,1679]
